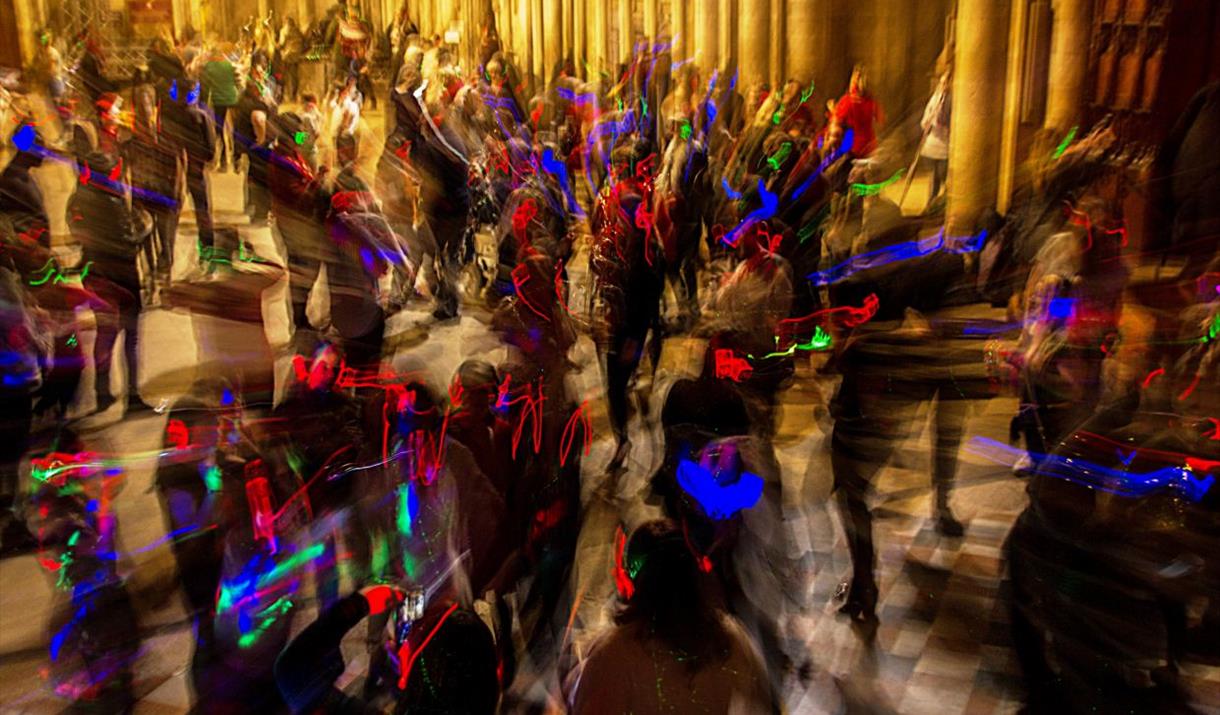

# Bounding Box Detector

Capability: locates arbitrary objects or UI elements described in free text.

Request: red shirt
[834,91,882,156]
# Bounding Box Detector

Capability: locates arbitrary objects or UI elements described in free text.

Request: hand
[360,584,405,615]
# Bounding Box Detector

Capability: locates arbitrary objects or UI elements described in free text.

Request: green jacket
[202,60,238,107]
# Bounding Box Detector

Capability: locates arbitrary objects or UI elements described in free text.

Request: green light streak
[203,464,222,492]
[1052,125,1078,160]
[754,326,834,359]
[850,169,904,197]
[237,597,293,649]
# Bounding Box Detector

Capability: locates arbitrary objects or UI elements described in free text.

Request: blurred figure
[123,84,181,295]
[277,16,307,102]
[69,151,145,413]
[29,433,140,712]
[833,65,883,158]
[918,69,951,213]
[161,79,218,273]
[201,44,239,172]
[570,519,773,713]
[270,112,330,348]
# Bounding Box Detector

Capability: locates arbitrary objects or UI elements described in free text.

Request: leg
[282,227,323,336]
[119,282,142,405]
[931,390,968,536]
[89,278,125,410]
[0,392,34,553]
[213,105,230,168]
[188,164,214,257]
[429,215,464,320]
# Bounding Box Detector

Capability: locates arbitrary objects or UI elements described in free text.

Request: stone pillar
[543,0,561,85]
[1044,0,1092,131]
[573,0,586,77]
[518,0,532,86]
[618,0,633,66]
[947,0,1011,237]
[694,0,718,74]
[770,0,784,87]
[737,0,769,87]
[532,0,544,89]
[671,0,686,62]
[784,0,821,84]
[644,0,658,43]
[12,0,39,69]
[718,0,734,71]
[592,0,608,76]
[561,0,572,67]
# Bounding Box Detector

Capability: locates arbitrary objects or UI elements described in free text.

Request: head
[95,93,122,126]
[850,65,868,95]
[450,360,499,417]
[307,343,343,392]
[615,519,729,662]
[395,381,442,436]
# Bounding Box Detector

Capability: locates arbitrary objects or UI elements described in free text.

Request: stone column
[694,0,718,74]
[644,0,658,44]
[770,0,784,86]
[671,0,687,62]
[561,0,572,67]
[573,0,586,77]
[1044,0,1092,131]
[12,0,38,69]
[947,0,1011,237]
[543,0,561,85]
[532,0,545,89]
[737,0,769,87]
[718,0,734,72]
[618,0,633,66]
[784,0,820,84]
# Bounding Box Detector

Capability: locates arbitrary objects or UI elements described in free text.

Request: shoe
[835,580,878,625]
[95,393,117,414]
[935,511,965,538]
[125,395,152,414]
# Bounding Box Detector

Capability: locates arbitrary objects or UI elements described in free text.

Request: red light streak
[1142,368,1165,389]
[397,602,460,690]
[713,349,752,382]
[559,400,592,466]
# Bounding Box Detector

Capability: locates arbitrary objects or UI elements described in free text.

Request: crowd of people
[1,2,1219,713]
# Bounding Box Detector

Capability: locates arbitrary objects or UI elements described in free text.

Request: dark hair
[397,608,499,714]
[616,519,731,667]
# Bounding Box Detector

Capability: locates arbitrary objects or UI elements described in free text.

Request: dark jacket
[162,100,217,165]
[68,181,137,262]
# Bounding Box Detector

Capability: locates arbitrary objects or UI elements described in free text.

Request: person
[153,378,241,703]
[245,109,273,225]
[919,69,951,212]
[278,16,307,102]
[833,65,883,158]
[275,584,500,714]
[34,30,66,121]
[569,519,774,713]
[69,151,147,414]
[233,76,274,178]
[201,44,239,172]
[123,84,181,294]
[269,112,330,347]
[0,122,51,249]
[0,197,43,555]
[162,79,218,274]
